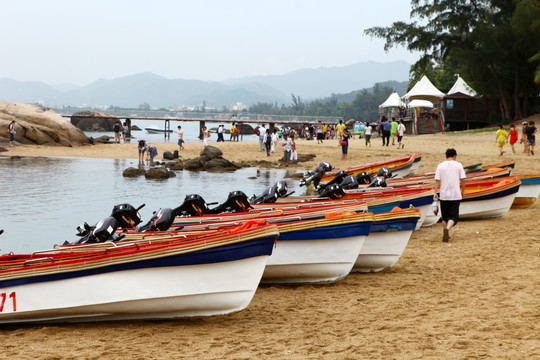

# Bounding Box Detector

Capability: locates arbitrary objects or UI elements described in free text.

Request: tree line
[248,83,395,123]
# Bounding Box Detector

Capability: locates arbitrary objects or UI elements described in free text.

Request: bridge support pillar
[164,119,170,139]
[125,118,132,138]
[199,121,205,140]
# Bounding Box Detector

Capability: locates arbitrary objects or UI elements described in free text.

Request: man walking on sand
[434,148,466,242]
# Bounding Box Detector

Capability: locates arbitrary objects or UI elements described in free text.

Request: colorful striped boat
[0,223,279,324]
[353,208,421,273]
[512,174,540,208]
[320,153,422,181]
[127,211,375,284]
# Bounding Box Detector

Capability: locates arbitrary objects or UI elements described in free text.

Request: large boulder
[123,167,146,177]
[145,167,176,179]
[163,150,179,160]
[0,101,89,146]
[184,158,205,171]
[70,110,117,131]
[204,158,239,172]
[200,145,223,159]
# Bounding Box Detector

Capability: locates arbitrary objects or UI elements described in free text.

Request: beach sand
[1,129,539,359]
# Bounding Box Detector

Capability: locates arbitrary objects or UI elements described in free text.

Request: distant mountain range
[0,61,410,108]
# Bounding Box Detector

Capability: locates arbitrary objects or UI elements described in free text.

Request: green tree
[365,0,540,122]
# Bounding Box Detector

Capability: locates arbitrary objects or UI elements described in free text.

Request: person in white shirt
[258,124,266,152]
[434,148,466,242]
[271,129,278,153]
[282,133,292,166]
[364,122,372,147]
[217,124,225,142]
[397,120,406,149]
[289,134,297,164]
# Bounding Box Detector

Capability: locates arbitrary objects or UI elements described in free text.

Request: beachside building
[443,76,489,130]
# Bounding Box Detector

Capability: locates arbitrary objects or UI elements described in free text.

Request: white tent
[403,75,445,103]
[379,92,403,108]
[447,75,478,97]
[409,99,433,108]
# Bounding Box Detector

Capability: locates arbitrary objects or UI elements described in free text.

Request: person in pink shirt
[434,148,466,242]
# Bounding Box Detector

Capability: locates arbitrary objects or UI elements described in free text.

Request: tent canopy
[403,75,445,103]
[409,99,433,108]
[379,92,403,108]
[447,75,478,97]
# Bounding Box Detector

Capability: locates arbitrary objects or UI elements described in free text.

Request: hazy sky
[1,0,419,86]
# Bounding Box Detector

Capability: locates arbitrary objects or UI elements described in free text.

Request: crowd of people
[110,115,536,168]
[495,120,536,156]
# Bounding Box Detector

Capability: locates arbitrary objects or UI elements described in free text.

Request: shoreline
[2,131,538,175]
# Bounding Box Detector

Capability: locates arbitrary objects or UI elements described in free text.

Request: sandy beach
[1,129,539,359]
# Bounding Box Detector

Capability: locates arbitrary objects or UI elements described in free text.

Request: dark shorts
[9,133,14,141]
[178,139,184,146]
[397,135,403,142]
[528,138,536,146]
[440,200,460,225]
[342,143,348,154]
[284,150,291,161]
[317,133,325,140]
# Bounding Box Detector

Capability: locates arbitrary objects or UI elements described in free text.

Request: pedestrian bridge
[60,110,342,137]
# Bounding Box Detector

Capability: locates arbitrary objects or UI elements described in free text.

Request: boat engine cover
[110,203,142,228]
[318,183,346,200]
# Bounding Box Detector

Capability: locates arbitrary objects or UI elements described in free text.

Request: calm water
[84,119,258,144]
[0,156,302,254]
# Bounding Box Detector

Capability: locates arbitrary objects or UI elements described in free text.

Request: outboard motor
[376,167,392,179]
[75,216,124,244]
[317,170,347,193]
[209,191,252,214]
[250,181,291,204]
[137,208,177,232]
[110,203,145,229]
[356,172,372,185]
[339,175,359,190]
[300,162,333,188]
[174,194,209,217]
[72,203,145,245]
[368,176,388,188]
[317,183,346,200]
[366,166,393,188]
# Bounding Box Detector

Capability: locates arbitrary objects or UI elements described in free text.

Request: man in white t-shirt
[434,148,466,242]
[258,124,266,152]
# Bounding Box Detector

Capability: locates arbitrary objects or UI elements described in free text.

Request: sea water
[84,119,258,144]
[0,156,302,254]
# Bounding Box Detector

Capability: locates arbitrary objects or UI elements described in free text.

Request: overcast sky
[1,0,419,86]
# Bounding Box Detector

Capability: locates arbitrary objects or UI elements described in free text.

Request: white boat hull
[353,230,414,273]
[513,183,540,208]
[0,256,269,323]
[262,235,366,284]
[460,192,517,220]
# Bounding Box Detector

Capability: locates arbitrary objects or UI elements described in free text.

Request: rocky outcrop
[0,101,89,146]
[70,110,117,131]
[122,166,176,179]
[182,146,240,172]
[145,168,176,179]
[123,167,147,177]
[163,150,179,160]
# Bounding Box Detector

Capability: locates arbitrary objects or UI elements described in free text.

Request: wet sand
[1,129,539,359]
